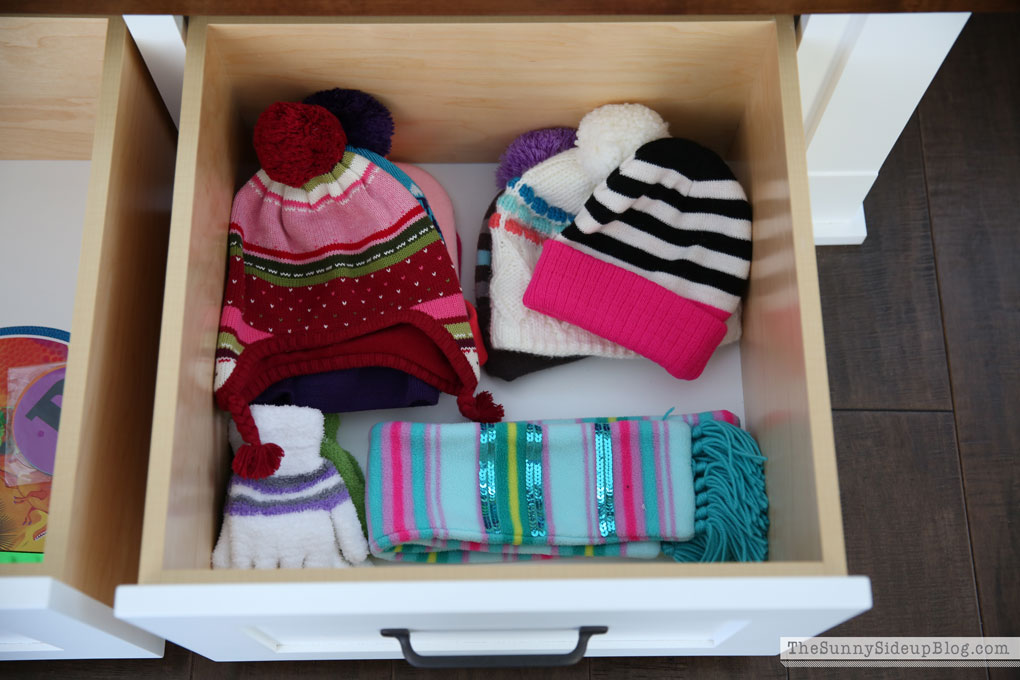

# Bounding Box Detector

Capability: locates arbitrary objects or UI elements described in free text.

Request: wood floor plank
[590,655,786,679]
[189,654,391,679]
[918,13,1020,679]
[790,411,982,680]
[0,641,192,679]
[815,115,951,411]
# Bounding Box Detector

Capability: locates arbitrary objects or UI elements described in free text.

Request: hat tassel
[227,397,284,479]
[458,390,504,423]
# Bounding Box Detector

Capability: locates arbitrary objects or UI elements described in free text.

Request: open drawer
[116,15,871,663]
[0,17,173,660]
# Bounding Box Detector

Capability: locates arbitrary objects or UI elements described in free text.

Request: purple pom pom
[496,127,578,188]
[303,88,395,156]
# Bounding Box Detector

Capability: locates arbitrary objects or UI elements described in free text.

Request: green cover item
[320,413,367,536]
[0,551,44,563]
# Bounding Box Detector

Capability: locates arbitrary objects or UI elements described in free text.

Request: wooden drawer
[0,16,173,660]
[116,15,871,662]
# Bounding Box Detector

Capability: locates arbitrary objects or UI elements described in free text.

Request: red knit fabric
[217,114,498,475]
[464,301,487,366]
[253,103,347,187]
[222,230,467,341]
[217,316,471,410]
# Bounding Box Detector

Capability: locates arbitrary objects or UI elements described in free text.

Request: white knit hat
[489,151,632,357]
[487,104,670,358]
[485,104,669,358]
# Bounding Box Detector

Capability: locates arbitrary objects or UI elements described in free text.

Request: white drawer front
[0,577,163,660]
[115,576,870,662]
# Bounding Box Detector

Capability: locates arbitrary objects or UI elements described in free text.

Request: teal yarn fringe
[662,419,769,562]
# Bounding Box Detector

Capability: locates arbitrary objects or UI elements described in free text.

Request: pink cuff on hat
[523,240,728,380]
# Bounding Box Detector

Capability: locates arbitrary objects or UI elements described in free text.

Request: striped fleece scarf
[366,411,768,563]
[525,137,752,381]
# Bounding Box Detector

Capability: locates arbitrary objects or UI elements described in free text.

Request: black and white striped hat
[522,137,752,380]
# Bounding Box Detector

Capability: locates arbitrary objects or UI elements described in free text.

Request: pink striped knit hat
[524,137,752,380]
[216,102,501,479]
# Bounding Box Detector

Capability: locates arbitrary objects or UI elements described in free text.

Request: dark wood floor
[8,13,1017,680]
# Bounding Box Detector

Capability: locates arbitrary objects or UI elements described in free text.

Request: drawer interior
[140,16,847,584]
[0,17,176,607]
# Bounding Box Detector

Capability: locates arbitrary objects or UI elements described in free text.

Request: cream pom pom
[575,103,670,182]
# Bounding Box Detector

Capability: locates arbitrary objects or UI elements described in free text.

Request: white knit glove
[212,405,369,569]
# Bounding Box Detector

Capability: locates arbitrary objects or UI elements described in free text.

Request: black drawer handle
[380,626,608,668]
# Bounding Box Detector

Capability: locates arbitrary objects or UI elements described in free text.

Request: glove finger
[279,552,304,569]
[231,536,256,569]
[304,544,346,568]
[254,555,279,569]
[211,523,231,569]
[331,502,369,565]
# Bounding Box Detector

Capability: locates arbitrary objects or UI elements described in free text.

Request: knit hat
[215,102,501,479]
[249,93,458,414]
[303,89,462,272]
[303,89,452,249]
[488,104,668,358]
[482,127,584,379]
[475,196,740,378]
[396,163,458,273]
[475,194,584,381]
[524,137,752,380]
[251,160,466,411]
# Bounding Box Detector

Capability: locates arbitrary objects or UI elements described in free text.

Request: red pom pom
[253,102,347,188]
[232,442,284,479]
[458,390,504,423]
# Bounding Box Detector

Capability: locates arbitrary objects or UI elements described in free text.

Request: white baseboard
[813,205,868,246]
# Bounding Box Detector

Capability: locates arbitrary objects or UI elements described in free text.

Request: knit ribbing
[524,242,727,380]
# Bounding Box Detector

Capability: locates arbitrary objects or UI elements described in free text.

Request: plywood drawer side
[0,16,176,608]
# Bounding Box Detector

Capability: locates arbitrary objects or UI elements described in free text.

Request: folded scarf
[366,411,768,563]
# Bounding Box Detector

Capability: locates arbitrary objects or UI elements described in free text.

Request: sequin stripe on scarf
[478,422,501,534]
[524,423,547,539]
[594,421,617,538]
